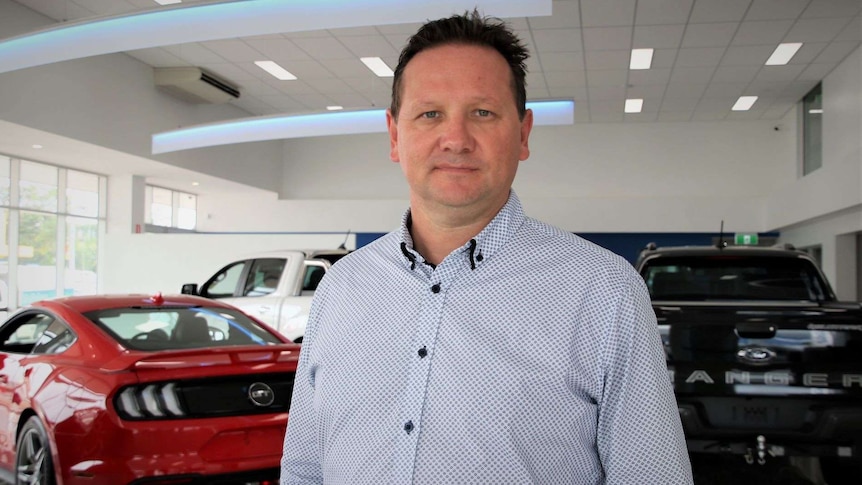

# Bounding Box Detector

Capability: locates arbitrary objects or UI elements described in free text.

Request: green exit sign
[735,233,759,245]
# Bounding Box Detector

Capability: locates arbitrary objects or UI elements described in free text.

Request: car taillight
[116,383,186,419]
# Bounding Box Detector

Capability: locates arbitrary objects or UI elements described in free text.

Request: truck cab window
[244,258,287,297]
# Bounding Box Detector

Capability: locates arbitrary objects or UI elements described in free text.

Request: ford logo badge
[737,347,776,365]
[248,382,275,407]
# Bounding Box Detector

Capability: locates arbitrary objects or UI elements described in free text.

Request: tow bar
[744,435,779,465]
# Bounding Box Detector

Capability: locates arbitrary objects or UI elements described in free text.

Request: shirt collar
[398,191,526,271]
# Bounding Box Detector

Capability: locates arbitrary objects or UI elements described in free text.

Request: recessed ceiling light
[808,108,823,114]
[327,106,344,111]
[765,43,803,66]
[732,96,758,111]
[31,144,43,149]
[624,98,643,113]
[154,0,182,5]
[360,57,394,77]
[629,48,653,70]
[191,181,200,186]
[255,60,297,80]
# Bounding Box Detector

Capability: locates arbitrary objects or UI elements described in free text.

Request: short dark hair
[390,10,529,120]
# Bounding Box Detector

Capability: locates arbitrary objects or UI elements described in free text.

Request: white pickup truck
[180,249,349,342]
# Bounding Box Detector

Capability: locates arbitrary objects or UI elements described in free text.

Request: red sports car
[0,293,299,485]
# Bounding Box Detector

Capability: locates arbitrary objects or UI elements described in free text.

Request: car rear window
[641,255,829,301]
[85,306,283,351]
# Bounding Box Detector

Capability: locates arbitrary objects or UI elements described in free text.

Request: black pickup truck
[635,244,862,484]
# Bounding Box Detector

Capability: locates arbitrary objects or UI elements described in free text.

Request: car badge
[248,382,275,407]
[737,347,776,365]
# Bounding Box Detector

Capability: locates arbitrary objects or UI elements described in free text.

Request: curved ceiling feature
[0,0,551,74]
[151,100,574,154]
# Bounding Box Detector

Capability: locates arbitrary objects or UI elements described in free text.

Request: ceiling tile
[731,20,794,45]
[164,43,228,65]
[539,52,585,71]
[628,68,672,86]
[674,47,726,67]
[292,36,355,60]
[660,97,701,112]
[580,0,636,27]
[650,49,679,69]
[583,26,633,51]
[586,69,629,87]
[744,0,809,20]
[669,66,715,84]
[796,63,838,81]
[720,44,776,65]
[529,0,581,28]
[589,85,627,101]
[547,85,587,99]
[319,59,373,78]
[835,16,862,42]
[785,17,855,43]
[336,35,400,58]
[711,65,761,83]
[244,38,311,62]
[532,29,584,52]
[702,82,747,98]
[681,22,738,48]
[690,0,752,23]
[801,0,862,19]
[633,24,686,49]
[204,40,263,63]
[544,70,587,87]
[813,41,860,63]
[657,111,694,121]
[626,84,666,98]
[635,0,694,25]
[753,64,806,82]
[664,82,708,98]
[585,49,629,70]
[788,42,829,64]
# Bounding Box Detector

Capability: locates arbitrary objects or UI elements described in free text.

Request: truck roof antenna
[338,229,351,250]
[717,220,726,249]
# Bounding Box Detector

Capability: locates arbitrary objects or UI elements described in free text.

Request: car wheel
[15,416,55,485]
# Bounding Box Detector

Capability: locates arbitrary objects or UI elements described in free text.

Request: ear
[518,108,534,161]
[386,109,400,163]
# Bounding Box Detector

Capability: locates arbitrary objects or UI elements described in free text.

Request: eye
[476,109,492,117]
[421,111,440,119]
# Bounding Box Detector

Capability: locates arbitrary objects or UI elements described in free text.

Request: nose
[439,114,475,153]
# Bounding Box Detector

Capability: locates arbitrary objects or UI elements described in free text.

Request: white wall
[771,46,862,297]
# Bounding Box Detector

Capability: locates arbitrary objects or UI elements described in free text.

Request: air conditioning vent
[154,67,240,104]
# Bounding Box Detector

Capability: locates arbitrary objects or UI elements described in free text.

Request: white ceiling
[2,0,861,195]
[11,0,862,123]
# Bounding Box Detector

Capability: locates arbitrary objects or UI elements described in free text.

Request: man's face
[387,43,533,216]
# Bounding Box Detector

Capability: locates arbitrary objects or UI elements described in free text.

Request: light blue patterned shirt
[281,192,692,484]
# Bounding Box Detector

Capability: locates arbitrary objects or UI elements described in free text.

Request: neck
[409,197,505,265]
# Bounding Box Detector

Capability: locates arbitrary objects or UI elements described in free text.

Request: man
[281,10,692,485]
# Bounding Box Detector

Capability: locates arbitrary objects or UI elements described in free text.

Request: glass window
[243,258,286,297]
[202,261,247,298]
[65,217,99,296]
[149,186,173,227]
[802,83,822,176]
[18,211,58,305]
[19,160,58,212]
[0,156,10,206]
[66,171,100,217]
[0,208,8,317]
[177,192,197,230]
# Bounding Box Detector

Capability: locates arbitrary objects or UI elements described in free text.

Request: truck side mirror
[181,283,199,295]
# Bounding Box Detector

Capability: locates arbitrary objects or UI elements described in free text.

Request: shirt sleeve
[280,289,325,484]
[596,272,693,484]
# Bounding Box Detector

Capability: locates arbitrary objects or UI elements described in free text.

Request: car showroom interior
[0,0,860,484]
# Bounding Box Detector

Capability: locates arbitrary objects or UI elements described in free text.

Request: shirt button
[404,420,414,434]
[476,253,484,262]
[431,284,441,293]
[418,346,427,358]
